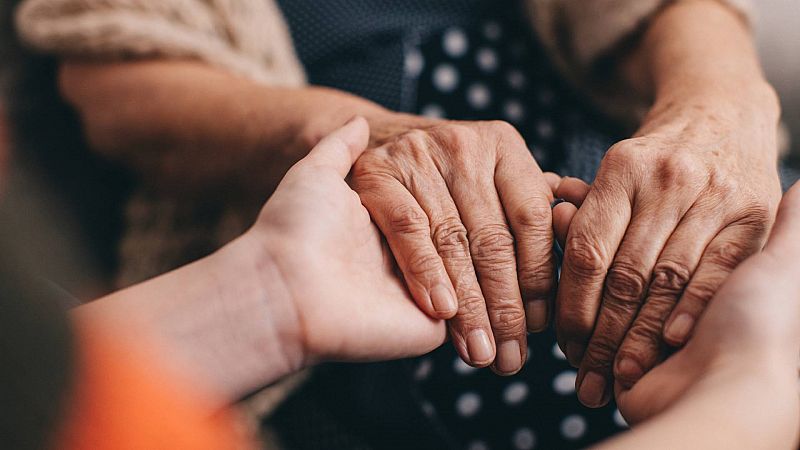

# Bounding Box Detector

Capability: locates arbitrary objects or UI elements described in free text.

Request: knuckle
[583,336,619,370]
[603,140,641,167]
[458,290,488,316]
[649,260,692,297]
[509,199,552,231]
[432,123,479,153]
[432,218,471,259]
[706,239,753,271]
[683,277,722,306]
[564,234,607,279]
[518,257,556,298]
[405,249,443,280]
[469,224,516,267]
[488,302,527,333]
[603,262,648,312]
[387,203,429,235]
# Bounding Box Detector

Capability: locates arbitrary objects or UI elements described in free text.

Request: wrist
[220,231,307,380]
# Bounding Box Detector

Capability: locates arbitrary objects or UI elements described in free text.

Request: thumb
[764,182,800,262]
[299,116,370,177]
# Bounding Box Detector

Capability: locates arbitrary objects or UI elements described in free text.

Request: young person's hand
[249,117,447,367]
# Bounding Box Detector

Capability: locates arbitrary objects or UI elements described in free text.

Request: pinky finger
[664,221,767,346]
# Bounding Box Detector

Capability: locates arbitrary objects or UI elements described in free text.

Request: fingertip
[556,177,590,208]
[429,284,458,319]
[543,172,562,194]
[553,201,578,247]
[304,115,371,176]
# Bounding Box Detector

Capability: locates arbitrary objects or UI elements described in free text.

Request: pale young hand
[251,117,447,366]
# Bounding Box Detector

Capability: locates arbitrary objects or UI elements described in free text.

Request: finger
[664,217,768,346]
[543,172,562,193]
[555,177,591,208]
[496,151,556,336]
[576,204,683,408]
[354,174,459,321]
[614,203,725,387]
[553,201,577,248]
[446,157,532,374]
[410,172,498,368]
[557,177,632,368]
[301,116,370,177]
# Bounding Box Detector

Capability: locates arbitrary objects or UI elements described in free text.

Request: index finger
[557,176,632,366]
[495,150,556,333]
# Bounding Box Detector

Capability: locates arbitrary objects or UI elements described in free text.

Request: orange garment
[53,324,251,450]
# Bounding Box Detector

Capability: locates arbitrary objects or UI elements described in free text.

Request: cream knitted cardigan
[14,0,752,429]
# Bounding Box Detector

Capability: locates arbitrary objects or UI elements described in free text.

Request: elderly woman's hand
[557,87,783,407]
[351,113,557,375]
[614,183,800,430]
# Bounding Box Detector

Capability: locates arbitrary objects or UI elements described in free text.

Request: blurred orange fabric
[53,324,251,450]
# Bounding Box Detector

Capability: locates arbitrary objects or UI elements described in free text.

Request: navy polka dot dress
[275,0,627,448]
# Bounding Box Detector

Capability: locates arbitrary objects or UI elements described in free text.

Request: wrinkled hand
[615,182,800,426]
[351,114,557,374]
[252,117,447,364]
[556,101,782,407]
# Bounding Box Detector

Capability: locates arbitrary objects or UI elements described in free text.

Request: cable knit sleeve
[14,0,306,86]
[526,0,754,123]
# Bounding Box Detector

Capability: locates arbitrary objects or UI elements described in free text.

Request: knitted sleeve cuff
[14,0,305,86]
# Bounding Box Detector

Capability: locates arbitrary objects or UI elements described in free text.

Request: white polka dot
[483,21,502,41]
[512,427,537,450]
[467,440,490,450]
[421,401,436,417]
[503,100,525,123]
[507,70,527,90]
[433,64,460,92]
[454,357,478,375]
[421,104,446,119]
[560,415,587,440]
[552,370,577,395]
[413,358,433,381]
[456,392,482,418]
[503,381,530,405]
[443,28,469,58]
[404,49,424,77]
[613,409,629,428]
[552,343,566,360]
[467,83,491,109]
[476,47,499,72]
[536,119,554,139]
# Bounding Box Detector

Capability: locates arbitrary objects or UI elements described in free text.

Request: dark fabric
[273,1,626,449]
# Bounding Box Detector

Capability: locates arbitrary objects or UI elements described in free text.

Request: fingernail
[665,313,694,345]
[616,358,644,383]
[467,329,494,365]
[578,372,607,407]
[430,284,457,315]
[525,300,548,332]
[565,342,584,367]
[495,340,522,374]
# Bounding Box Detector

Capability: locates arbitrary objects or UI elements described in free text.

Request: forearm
[59,60,388,197]
[625,0,779,133]
[71,231,302,407]
[597,361,799,450]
